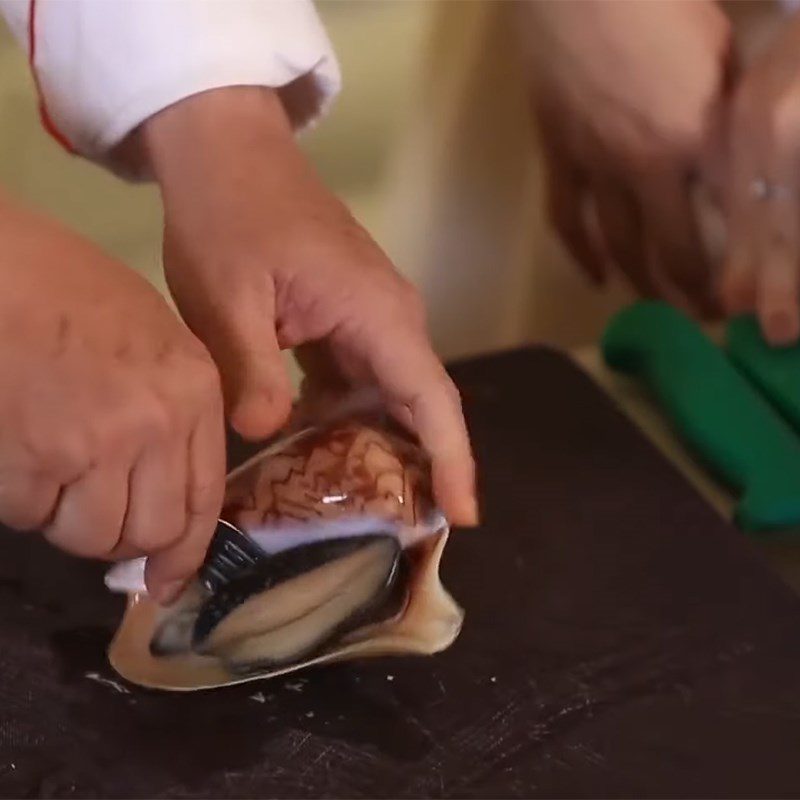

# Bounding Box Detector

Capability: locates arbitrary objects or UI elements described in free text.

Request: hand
[141,87,478,527]
[522,0,733,315]
[719,15,800,345]
[0,195,225,601]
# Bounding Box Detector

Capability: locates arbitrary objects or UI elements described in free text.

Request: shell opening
[150,534,405,671]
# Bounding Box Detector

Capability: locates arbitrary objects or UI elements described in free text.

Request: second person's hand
[522,0,733,316]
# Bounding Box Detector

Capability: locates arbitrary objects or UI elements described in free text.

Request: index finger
[366,333,478,527]
[640,167,721,318]
[145,399,226,602]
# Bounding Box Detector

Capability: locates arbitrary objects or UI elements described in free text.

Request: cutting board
[2,346,800,798]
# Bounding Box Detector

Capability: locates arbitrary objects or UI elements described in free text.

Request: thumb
[229,356,292,440]
[203,291,293,441]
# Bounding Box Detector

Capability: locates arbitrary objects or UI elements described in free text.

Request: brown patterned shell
[222,421,435,532]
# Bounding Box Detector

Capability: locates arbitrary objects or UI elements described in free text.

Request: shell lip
[109,525,461,691]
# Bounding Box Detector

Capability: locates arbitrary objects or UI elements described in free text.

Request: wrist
[142,86,297,192]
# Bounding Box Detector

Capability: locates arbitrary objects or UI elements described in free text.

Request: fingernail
[154,580,185,606]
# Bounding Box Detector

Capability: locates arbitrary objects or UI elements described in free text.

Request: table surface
[3,346,800,798]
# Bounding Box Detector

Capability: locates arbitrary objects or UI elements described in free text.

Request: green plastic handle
[602,301,800,533]
[727,315,800,433]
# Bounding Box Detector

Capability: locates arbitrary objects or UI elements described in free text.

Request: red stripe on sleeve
[28,0,75,153]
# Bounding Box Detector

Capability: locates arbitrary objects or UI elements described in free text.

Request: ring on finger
[750,177,795,202]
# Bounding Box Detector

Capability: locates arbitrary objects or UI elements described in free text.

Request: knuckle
[136,397,175,443]
[44,526,113,559]
[124,528,156,554]
[196,355,223,394]
[2,493,52,531]
[183,354,223,409]
[435,374,463,408]
[90,535,120,559]
[177,542,208,579]
[40,431,93,482]
[86,401,164,462]
[371,273,427,330]
[186,495,219,525]
[17,418,89,478]
[127,519,183,555]
[8,510,43,532]
[189,475,225,518]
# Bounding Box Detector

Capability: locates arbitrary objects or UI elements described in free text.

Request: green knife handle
[602,301,800,532]
[727,315,800,433]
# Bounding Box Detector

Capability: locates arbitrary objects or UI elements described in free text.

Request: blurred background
[0,0,632,376]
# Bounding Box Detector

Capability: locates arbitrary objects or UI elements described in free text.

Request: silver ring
[751,177,794,202]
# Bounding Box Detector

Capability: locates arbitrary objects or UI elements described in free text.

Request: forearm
[142,87,296,196]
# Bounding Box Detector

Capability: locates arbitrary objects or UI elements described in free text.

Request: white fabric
[0,0,340,171]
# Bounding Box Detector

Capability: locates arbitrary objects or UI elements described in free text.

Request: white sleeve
[0,0,341,173]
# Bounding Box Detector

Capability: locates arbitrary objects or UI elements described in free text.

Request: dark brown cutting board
[2,346,800,799]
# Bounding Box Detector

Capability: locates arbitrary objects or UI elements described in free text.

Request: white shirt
[0,0,341,175]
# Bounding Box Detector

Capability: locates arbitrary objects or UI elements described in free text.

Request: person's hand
[719,15,800,345]
[141,87,478,527]
[522,0,733,315]
[0,195,226,601]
